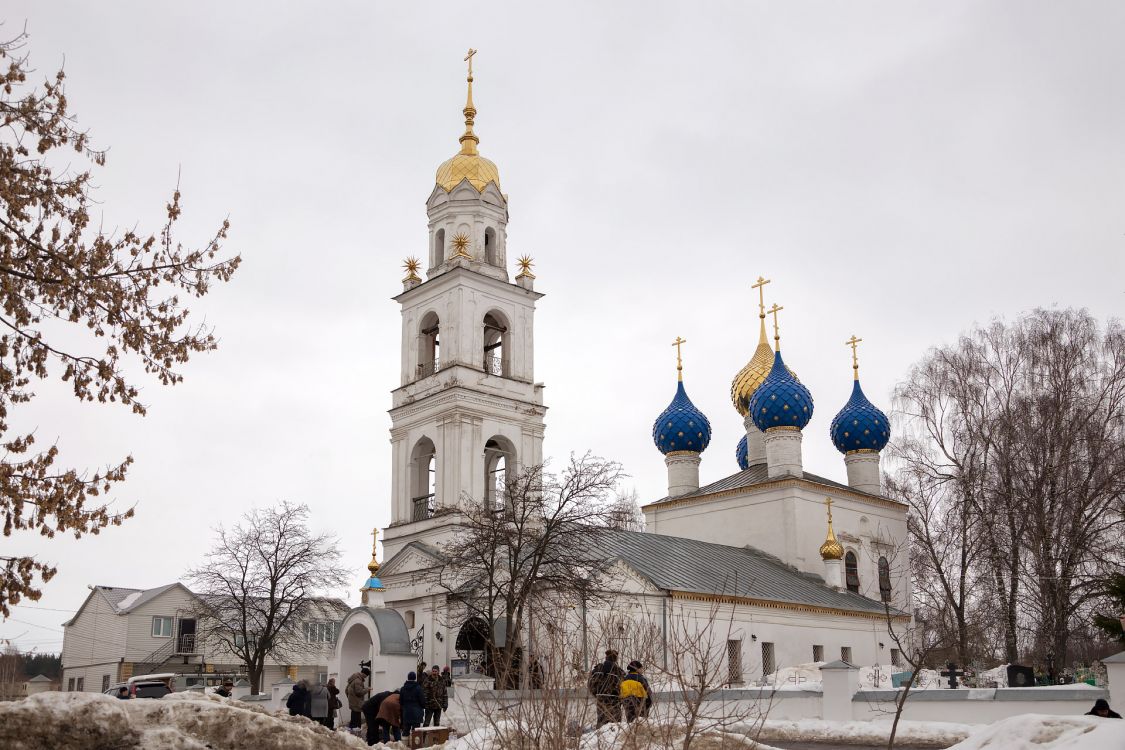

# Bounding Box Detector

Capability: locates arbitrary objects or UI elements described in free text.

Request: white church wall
[645,489,791,562]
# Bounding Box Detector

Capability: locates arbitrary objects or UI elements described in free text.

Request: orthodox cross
[767,303,783,349]
[845,335,862,379]
[825,497,834,525]
[370,527,378,552]
[464,48,477,77]
[672,336,687,380]
[940,662,965,689]
[751,276,771,319]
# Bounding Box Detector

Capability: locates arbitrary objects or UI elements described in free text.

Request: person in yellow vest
[619,660,651,723]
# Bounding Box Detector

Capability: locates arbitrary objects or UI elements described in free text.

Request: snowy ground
[765,662,944,691]
[943,713,1124,750]
[749,718,972,747]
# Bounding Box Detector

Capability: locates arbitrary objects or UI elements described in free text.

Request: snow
[749,718,972,746]
[762,662,944,691]
[0,690,374,749]
[116,591,143,609]
[977,664,1010,688]
[441,720,782,750]
[946,713,1125,750]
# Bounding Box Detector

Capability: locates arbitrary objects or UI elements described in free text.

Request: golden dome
[819,498,845,561]
[367,529,380,575]
[731,318,775,416]
[436,152,501,192]
[436,53,501,193]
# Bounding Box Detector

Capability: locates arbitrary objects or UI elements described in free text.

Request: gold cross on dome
[370,527,378,553]
[845,335,863,378]
[767,303,783,348]
[825,497,834,524]
[671,336,687,380]
[465,48,477,77]
[751,276,771,319]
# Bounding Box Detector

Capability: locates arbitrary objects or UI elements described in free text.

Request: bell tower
[382,51,546,563]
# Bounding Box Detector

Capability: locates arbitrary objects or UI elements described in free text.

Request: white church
[331,54,911,692]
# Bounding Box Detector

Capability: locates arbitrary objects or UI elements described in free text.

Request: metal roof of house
[595,528,895,617]
[645,464,901,506]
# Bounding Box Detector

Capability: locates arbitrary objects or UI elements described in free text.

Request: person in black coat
[399,672,427,737]
[286,679,312,718]
[589,649,626,727]
[361,690,393,746]
[1086,698,1122,719]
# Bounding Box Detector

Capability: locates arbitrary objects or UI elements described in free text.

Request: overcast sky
[2,1,1122,652]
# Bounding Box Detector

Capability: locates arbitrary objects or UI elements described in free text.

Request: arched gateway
[330,607,416,693]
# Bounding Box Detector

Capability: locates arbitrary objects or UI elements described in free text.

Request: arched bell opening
[410,438,437,521]
[483,310,510,377]
[483,436,516,511]
[418,311,440,380]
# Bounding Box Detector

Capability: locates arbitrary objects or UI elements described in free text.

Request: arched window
[418,312,440,379]
[410,438,437,521]
[404,610,416,629]
[845,551,860,594]
[483,311,509,376]
[484,436,515,510]
[878,556,892,602]
[484,227,497,265]
[433,228,445,267]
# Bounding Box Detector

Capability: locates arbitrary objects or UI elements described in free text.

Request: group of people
[285,677,343,729]
[345,662,452,746]
[588,649,652,727]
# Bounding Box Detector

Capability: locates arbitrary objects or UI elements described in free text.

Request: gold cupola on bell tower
[435,48,502,193]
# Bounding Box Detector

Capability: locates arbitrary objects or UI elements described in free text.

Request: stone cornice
[641,476,905,513]
[669,591,911,623]
[393,263,544,303]
[390,382,548,424]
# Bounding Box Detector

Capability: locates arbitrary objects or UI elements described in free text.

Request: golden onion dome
[819,498,845,561]
[731,318,776,416]
[436,54,501,193]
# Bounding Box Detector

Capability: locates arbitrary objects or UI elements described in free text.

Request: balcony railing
[483,355,504,376]
[416,358,442,380]
[412,494,435,522]
[177,633,198,654]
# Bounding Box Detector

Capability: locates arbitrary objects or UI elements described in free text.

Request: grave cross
[940,661,965,689]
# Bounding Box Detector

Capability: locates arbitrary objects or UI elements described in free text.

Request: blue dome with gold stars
[749,351,814,432]
[830,379,890,453]
[736,434,749,470]
[653,381,711,455]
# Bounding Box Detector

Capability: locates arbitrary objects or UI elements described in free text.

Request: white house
[61,582,347,693]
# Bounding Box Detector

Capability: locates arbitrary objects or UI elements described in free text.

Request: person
[400,671,426,737]
[416,661,428,688]
[309,681,331,727]
[326,677,341,730]
[362,689,392,746]
[441,666,453,687]
[423,665,448,726]
[116,686,130,700]
[213,681,234,698]
[620,661,651,723]
[346,667,371,729]
[286,679,312,718]
[376,689,403,743]
[1086,698,1122,719]
[589,649,626,727]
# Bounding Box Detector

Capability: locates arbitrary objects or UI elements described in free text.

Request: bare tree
[185,501,349,693]
[0,30,240,615]
[435,453,626,689]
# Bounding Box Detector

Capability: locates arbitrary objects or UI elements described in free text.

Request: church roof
[644,464,902,507]
[597,528,896,617]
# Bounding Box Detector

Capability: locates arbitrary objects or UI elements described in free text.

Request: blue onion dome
[653,381,712,454]
[749,351,814,432]
[830,379,890,453]
[363,575,384,591]
[736,434,749,470]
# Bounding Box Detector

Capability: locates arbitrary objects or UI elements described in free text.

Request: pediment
[480,182,506,207]
[426,185,450,209]
[449,179,482,201]
[380,542,444,577]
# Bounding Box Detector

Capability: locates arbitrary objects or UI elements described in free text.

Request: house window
[845,551,860,594]
[152,616,174,638]
[67,678,75,692]
[76,677,84,692]
[813,645,824,663]
[878,556,892,602]
[841,646,852,663]
[102,674,110,692]
[761,642,776,677]
[726,639,743,684]
[891,648,904,667]
[303,621,338,644]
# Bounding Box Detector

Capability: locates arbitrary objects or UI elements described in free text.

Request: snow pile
[763,662,823,690]
[443,719,779,750]
[946,713,1125,750]
[0,690,372,750]
[977,664,1010,688]
[750,718,972,747]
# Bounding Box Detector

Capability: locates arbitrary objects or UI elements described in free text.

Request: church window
[404,610,416,629]
[845,551,860,593]
[433,228,445,267]
[726,639,743,684]
[484,227,497,265]
[891,648,903,667]
[483,311,509,376]
[841,646,852,663]
[813,644,824,663]
[418,312,441,380]
[484,437,515,510]
[410,438,437,521]
[878,556,892,603]
[761,642,775,678]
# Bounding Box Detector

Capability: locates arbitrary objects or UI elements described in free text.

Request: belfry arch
[409,437,437,521]
[483,310,510,376]
[418,311,440,379]
[483,435,516,510]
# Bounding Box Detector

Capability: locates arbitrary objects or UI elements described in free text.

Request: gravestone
[1007,664,1035,687]
[891,671,914,688]
[940,662,965,689]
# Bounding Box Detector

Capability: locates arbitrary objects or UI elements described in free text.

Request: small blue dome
[363,576,384,590]
[830,379,890,453]
[749,351,814,432]
[652,381,712,455]
[736,434,749,470]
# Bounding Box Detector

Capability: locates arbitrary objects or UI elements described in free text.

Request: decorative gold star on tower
[451,232,473,258]
[516,255,536,279]
[403,256,421,282]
